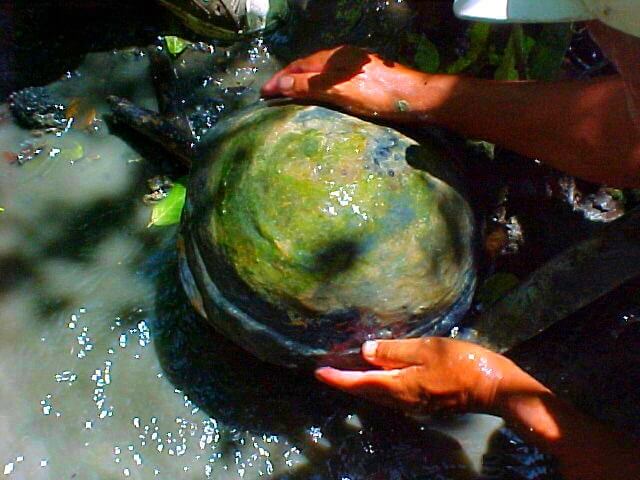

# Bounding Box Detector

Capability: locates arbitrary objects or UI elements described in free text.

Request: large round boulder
[179,103,476,368]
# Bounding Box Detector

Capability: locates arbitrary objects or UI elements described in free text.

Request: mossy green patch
[188,104,475,322]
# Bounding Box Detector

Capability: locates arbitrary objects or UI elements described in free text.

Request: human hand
[261,46,445,121]
[316,338,546,415]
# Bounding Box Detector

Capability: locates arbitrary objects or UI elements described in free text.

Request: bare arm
[499,385,640,480]
[262,47,640,187]
[420,74,640,186]
[315,339,640,480]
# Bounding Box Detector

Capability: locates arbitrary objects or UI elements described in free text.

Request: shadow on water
[508,276,640,438]
[0,125,177,324]
[150,246,515,478]
[481,428,561,480]
[152,245,352,432]
[1,201,149,324]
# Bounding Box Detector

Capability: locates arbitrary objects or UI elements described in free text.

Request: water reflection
[0,92,547,479]
[153,248,487,478]
[0,46,493,480]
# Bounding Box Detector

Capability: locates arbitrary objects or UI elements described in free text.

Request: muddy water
[0,42,528,479]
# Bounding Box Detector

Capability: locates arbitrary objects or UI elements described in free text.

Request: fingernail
[278,76,294,91]
[315,367,337,382]
[362,341,378,358]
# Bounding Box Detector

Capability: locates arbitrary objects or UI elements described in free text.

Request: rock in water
[179,103,476,368]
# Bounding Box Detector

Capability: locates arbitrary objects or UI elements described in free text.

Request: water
[0,36,514,480]
[1,1,638,478]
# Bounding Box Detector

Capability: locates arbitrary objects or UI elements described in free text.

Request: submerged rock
[9,86,67,130]
[179,103,476,368]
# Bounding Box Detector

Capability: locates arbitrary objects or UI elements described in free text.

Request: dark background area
[0,0,180,100]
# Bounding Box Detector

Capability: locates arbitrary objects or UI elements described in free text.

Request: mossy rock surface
[180,103,476,368]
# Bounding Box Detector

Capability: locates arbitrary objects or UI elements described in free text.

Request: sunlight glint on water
[0,11,512,478]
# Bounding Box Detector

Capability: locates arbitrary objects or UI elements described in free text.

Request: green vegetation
[148,181,187,227]
[163,36,189,56]
[478,273,520,307]
[408,22,574,81]
[408,33,440,73]
[447,23,492,75]
[186,104,475,322]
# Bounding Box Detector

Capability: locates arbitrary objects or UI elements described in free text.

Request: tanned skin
[316,339,640,480]
[261,20,640,480]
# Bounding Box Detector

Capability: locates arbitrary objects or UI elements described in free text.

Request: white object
[453,0,640,37]
[246,0,271,31]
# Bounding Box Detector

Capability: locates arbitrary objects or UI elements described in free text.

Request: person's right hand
[261,46,446,121]
[316,338,549,416]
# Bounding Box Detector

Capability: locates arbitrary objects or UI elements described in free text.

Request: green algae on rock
[180,103,476,368]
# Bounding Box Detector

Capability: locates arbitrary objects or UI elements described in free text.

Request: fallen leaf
[164,36,189,56]
[148,182,187,227]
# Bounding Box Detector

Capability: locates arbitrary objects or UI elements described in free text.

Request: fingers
[315,367,414,407]
[315,366,431,412]
[261,48,341,97]
[261,72,317,98]
[361,338,432,369]
[261,45,371,98]
[315,366,401,387]
[316,339,514,415]
[260,71,287,97]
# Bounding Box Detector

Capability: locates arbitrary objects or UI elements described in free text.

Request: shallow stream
[1,1,639,479]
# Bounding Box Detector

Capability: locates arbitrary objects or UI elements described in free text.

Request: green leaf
[604,188,625,202]
[409,34,440,73]
[447,22,491,74]
[478,273,520,306]
[495,26,535,80]
[335,0,363,30]
[487,46,501,66]
[148,182,187,228]
[164,36,189,56]
[529,24,573,81]
[494,33,519,80]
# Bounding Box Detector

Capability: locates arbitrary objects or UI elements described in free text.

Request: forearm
[396,73,640,187]
[313,336,640,479]
[496,376,640,480]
